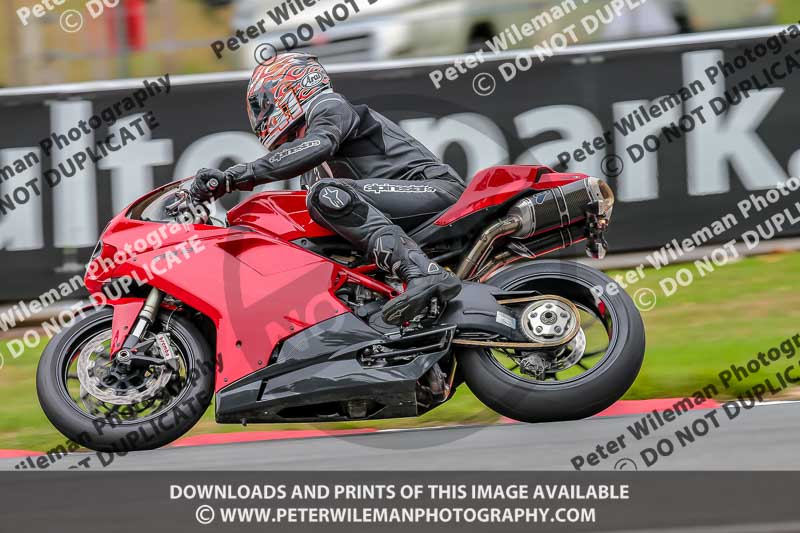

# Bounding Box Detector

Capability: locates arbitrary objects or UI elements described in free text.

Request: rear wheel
[36,308,214,452]
[457,260,645,422]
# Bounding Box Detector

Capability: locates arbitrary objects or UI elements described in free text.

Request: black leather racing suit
[233,91,465,252]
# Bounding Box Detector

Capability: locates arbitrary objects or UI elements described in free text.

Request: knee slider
[308,181,357,218]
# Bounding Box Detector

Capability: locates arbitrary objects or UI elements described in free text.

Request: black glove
[190,168,228,202]
[191,163,257,202]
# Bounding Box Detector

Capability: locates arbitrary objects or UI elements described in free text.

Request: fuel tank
[226,190,335,241]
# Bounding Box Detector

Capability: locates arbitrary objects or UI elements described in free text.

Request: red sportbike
[37,165,644,452]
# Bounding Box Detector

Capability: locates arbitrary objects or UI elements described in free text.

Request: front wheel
[458,260,645,423]
[36,308,214,452]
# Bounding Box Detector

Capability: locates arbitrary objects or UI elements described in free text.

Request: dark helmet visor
[247,93,273,135]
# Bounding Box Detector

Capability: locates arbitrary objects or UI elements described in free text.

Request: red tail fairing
[435,166,589,226]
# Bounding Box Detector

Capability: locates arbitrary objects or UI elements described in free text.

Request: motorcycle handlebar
[165,189,210,225]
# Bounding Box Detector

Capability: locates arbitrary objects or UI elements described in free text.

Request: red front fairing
[86,206,368,393]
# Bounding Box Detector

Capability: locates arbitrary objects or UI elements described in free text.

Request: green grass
[3,251,800,452]
[619,251,800,400]
[778,0,800,24]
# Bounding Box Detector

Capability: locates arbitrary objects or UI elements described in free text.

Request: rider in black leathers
[190,53,463,325]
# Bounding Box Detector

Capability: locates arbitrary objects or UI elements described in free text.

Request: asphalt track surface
[2,401,798,471]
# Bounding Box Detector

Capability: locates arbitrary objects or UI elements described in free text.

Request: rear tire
[37,308,214,452]
[458,260,645,422]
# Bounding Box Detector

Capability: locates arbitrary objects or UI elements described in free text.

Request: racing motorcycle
[36,165,645,452]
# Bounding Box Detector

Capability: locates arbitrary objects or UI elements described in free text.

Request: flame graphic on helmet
[246,53,332,150]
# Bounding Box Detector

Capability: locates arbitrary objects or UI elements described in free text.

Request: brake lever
[166,190,210,224]
[165,190,190,217]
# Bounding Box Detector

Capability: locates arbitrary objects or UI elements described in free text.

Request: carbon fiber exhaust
[456,178,614,278]
[507,177,614,240]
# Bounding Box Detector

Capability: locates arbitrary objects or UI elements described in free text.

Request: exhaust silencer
[456,177,615,279]
[507,177,614,240]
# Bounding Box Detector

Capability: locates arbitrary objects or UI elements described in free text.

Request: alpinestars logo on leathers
[268,139,322,163]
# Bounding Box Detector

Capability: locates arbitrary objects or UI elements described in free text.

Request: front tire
[458,260,645,422]
[37,308,214,452]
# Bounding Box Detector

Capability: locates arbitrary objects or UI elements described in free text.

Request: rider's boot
[369,226,462,325]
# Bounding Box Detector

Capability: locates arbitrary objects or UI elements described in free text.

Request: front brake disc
[76,331,173,405]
